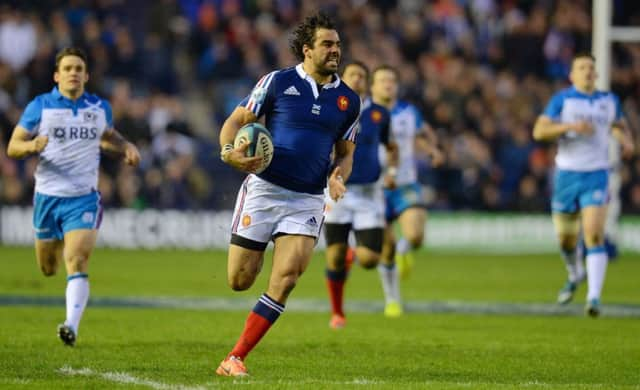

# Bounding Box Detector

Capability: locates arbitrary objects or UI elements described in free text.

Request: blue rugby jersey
[17,87,112,197]
[543,86,623,171]
[348,98,391,184]
[240,64,360,194]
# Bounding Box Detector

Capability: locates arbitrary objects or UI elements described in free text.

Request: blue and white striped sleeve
[17,98,42,133]
[342,98,361,143]
[241,71,278,118]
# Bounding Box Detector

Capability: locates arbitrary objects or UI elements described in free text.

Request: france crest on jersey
[18,87,112,197]
[240,64,360,194]
[543,86,623,171]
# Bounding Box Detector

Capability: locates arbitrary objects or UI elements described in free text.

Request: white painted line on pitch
[58,366,206,390]
[5,294,640,318]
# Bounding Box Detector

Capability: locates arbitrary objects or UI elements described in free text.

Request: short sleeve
[239,71,278,118]
[411,105,424,129]
[102,99,114,129]
[612,93,624,121]
[543,93,564,119]
[17,98,42,132]
[341,97,361,143]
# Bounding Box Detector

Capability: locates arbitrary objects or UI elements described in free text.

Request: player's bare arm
[328,139,355,201]
[6,126,48,159]
[100,128,140,166]
[533,115,593,141]
[219,106,263,173]
[611,118,635,159]
[416,126,445,167]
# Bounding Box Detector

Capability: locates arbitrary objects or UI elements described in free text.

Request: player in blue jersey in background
[323,60,397,329]
[370,65,445,317]
[533,53,634,316]
[6,47,140,345]
[216,13,360,377]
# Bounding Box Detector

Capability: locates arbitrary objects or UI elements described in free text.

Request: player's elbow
[6,142,22,159]
[532,126,546,142]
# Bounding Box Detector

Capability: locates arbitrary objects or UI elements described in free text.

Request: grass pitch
[1,246,639,389]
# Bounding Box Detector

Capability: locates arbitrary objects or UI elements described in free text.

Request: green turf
[2,246,639,304]
[1,246,639,389]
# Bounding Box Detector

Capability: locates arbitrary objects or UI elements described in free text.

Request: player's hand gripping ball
[234,123,274,174]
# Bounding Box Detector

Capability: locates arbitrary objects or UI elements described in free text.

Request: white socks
[561,249,585,283]
[586,248,607,301]
[378,263,401,304]
[65,273,90,334]
[396,238,410,256]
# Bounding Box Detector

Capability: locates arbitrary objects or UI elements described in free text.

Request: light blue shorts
[552,169,608,214]
[33,191,103,240]
[384,183,425,222]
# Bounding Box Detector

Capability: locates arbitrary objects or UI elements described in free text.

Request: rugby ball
[234,122,274,174]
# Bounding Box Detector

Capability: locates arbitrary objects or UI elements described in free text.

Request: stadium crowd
[1,0,640,213]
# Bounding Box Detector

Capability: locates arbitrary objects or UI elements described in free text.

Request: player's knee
[583,233,605,248]
[66,254,89,273]
[228,273,255,291]
[326,253,346,271]
[407,235,423,249]
[358,254,379,269]
[40,264,57,277]
[558,235,578,251]
[229,280,252,291]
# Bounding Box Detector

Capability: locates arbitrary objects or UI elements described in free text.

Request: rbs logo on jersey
[52,126,98,142]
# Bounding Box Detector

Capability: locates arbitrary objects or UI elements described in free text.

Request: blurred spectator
[0,0,639,214]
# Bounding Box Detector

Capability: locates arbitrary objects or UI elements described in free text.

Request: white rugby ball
[234,122,274,174]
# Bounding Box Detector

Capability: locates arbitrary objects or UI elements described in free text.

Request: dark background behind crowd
[1,0,640,213]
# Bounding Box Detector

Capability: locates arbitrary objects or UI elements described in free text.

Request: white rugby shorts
[231,174,325,245]
[324,182,385,230]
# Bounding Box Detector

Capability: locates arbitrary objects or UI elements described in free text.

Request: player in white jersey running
[7,47,140,344]
[370,65,445,317]
[533,53,634,316]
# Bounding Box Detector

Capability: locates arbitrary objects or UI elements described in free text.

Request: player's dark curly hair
[290,13,337,62]
[55,47,89,71]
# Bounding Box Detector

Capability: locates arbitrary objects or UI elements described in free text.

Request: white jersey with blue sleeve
[18,87,112,197]
[543,86,623,171]
[390,101,424,186]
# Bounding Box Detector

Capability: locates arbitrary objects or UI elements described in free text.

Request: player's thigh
[552,212,580,248]
[581,206,607,246]
[398,207,427,241]
[227,244,265,281]
[63,229,98,273]
[34,239,64,275]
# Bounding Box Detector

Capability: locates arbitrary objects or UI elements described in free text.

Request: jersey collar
[295,63,341,96]
[51,86,88,102]
[570,86,599,98]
